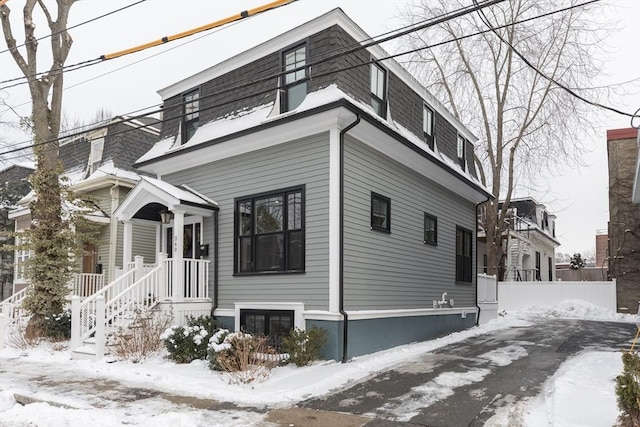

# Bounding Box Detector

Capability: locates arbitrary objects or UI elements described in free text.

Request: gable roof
[114,176,218,222]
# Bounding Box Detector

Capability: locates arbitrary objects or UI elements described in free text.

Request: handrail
[75,268,136,344]
[0,287,28,320]
[102,265,163,334]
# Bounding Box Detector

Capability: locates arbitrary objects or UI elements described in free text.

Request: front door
[165,220,203,298]
[165,223,202,259]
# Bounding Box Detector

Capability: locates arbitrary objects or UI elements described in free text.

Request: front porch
[68,177,218,359]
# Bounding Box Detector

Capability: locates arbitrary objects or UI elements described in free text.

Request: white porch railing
[0,287,29,350]
[69,273,106,298]
[71,254,211,359]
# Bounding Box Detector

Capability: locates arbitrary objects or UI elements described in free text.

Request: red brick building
[607,127,640,312]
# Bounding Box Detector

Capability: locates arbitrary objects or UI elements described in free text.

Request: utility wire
[0,0,610,160]
[0,0,147,55]
[0,0,296,89]
[1,0,492,139]
[471,0,636,120]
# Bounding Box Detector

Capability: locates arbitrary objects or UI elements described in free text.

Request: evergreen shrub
[281,326,327,366]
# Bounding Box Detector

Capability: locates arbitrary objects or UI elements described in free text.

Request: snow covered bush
[207,330,278,384]
[281,326,327,366]
[616,351,640,426]
[42,310,72,340]
[162,315,221,363]
[110,310,172,362]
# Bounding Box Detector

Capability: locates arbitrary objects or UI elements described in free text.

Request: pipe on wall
[339,114,361,363]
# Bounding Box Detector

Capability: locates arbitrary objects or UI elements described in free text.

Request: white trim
[303,307,477,321]
[328,128,340,313]
[214,308,235,318]
[234,302,305,332]
[71,175,138,193]
[138,108,342,176]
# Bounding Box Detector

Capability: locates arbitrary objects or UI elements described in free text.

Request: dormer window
[423,105,434,150]
[183,89,199,144]
[282,44,307,112]
[456,134,466,169]
[370,63,386,117]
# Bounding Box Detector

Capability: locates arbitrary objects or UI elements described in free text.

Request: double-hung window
[370,63,387,117]
[455,226,472,282]
[371,192,390,232]
[282,45,307,112]
[456,134,466,169]
[183,89,199,144]
[15,235,30,282]
[423,105,435,150]
[236,186,304,273]
[424,213,437,245]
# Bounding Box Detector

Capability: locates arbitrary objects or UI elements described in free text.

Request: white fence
[498,280,617,312]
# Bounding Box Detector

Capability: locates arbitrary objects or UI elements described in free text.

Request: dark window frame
[423,104,435,150]
[281,43,308,113]
[423,213,437,245]
[182,88,200,144]
[240,309,294,349]
[234,185,305,275]
[455,226,473,283]
[456,133,466,169]
[370,62,387,117]
[371,192,391,233]
[548,256,553,281]
[535,251,541,281]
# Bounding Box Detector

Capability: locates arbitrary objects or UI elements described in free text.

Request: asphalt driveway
[300,318,636,426]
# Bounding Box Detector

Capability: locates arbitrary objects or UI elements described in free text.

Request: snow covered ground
[0,300,636,426]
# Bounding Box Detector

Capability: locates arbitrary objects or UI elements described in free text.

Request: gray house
[110,8,490,361]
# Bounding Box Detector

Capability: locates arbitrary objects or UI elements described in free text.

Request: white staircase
[70,255,167,360]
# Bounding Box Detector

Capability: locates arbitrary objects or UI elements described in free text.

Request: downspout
[339,115,361,363]
[211,208,219,319]
[109,182,120,282]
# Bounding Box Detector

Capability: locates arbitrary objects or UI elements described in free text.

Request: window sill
[370,226,391,234]
[423,241,437,246]
[233,270,306,277]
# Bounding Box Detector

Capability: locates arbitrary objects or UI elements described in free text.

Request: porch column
[123,221,133,269]
[172,210,185,302]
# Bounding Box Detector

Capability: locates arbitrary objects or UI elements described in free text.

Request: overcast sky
[0,0,638,255]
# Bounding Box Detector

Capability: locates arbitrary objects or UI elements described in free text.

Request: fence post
[157,252,166,300]
[134,255,144,283]
[95,295,105,359]
[70,296,81,350]
[0,312,7,351]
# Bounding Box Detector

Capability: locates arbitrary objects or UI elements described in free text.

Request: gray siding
[131,222,157,264]
[343,136,477,310]
[164,133,331,310]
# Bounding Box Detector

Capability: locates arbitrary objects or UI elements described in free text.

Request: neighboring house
[607,127,640,313]
[7,116,160,294]
[595,229,608,269]
[478,198,559,281]
[0,163,34,301]
[112,8,490,361]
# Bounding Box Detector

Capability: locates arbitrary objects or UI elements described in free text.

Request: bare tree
[398,0,608,278]
[1,0,77,323]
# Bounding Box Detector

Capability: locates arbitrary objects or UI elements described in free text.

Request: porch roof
[114,176,218,222]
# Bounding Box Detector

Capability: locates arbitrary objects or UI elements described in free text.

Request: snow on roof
[138,84,487,193]
[140,176,218,207]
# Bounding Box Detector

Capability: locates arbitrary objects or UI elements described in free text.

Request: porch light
[160,210,173,224]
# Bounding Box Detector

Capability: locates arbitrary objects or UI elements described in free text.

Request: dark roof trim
[136,99,491,198]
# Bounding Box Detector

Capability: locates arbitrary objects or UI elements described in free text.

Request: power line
[0,0,148,55]
[1,0,490,140]
[471,0,636,119]
[0,0,504,153]
[0,0,297,89]
[4,0,630,159]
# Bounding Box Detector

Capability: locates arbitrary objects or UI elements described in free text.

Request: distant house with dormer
[478,197,559,281]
